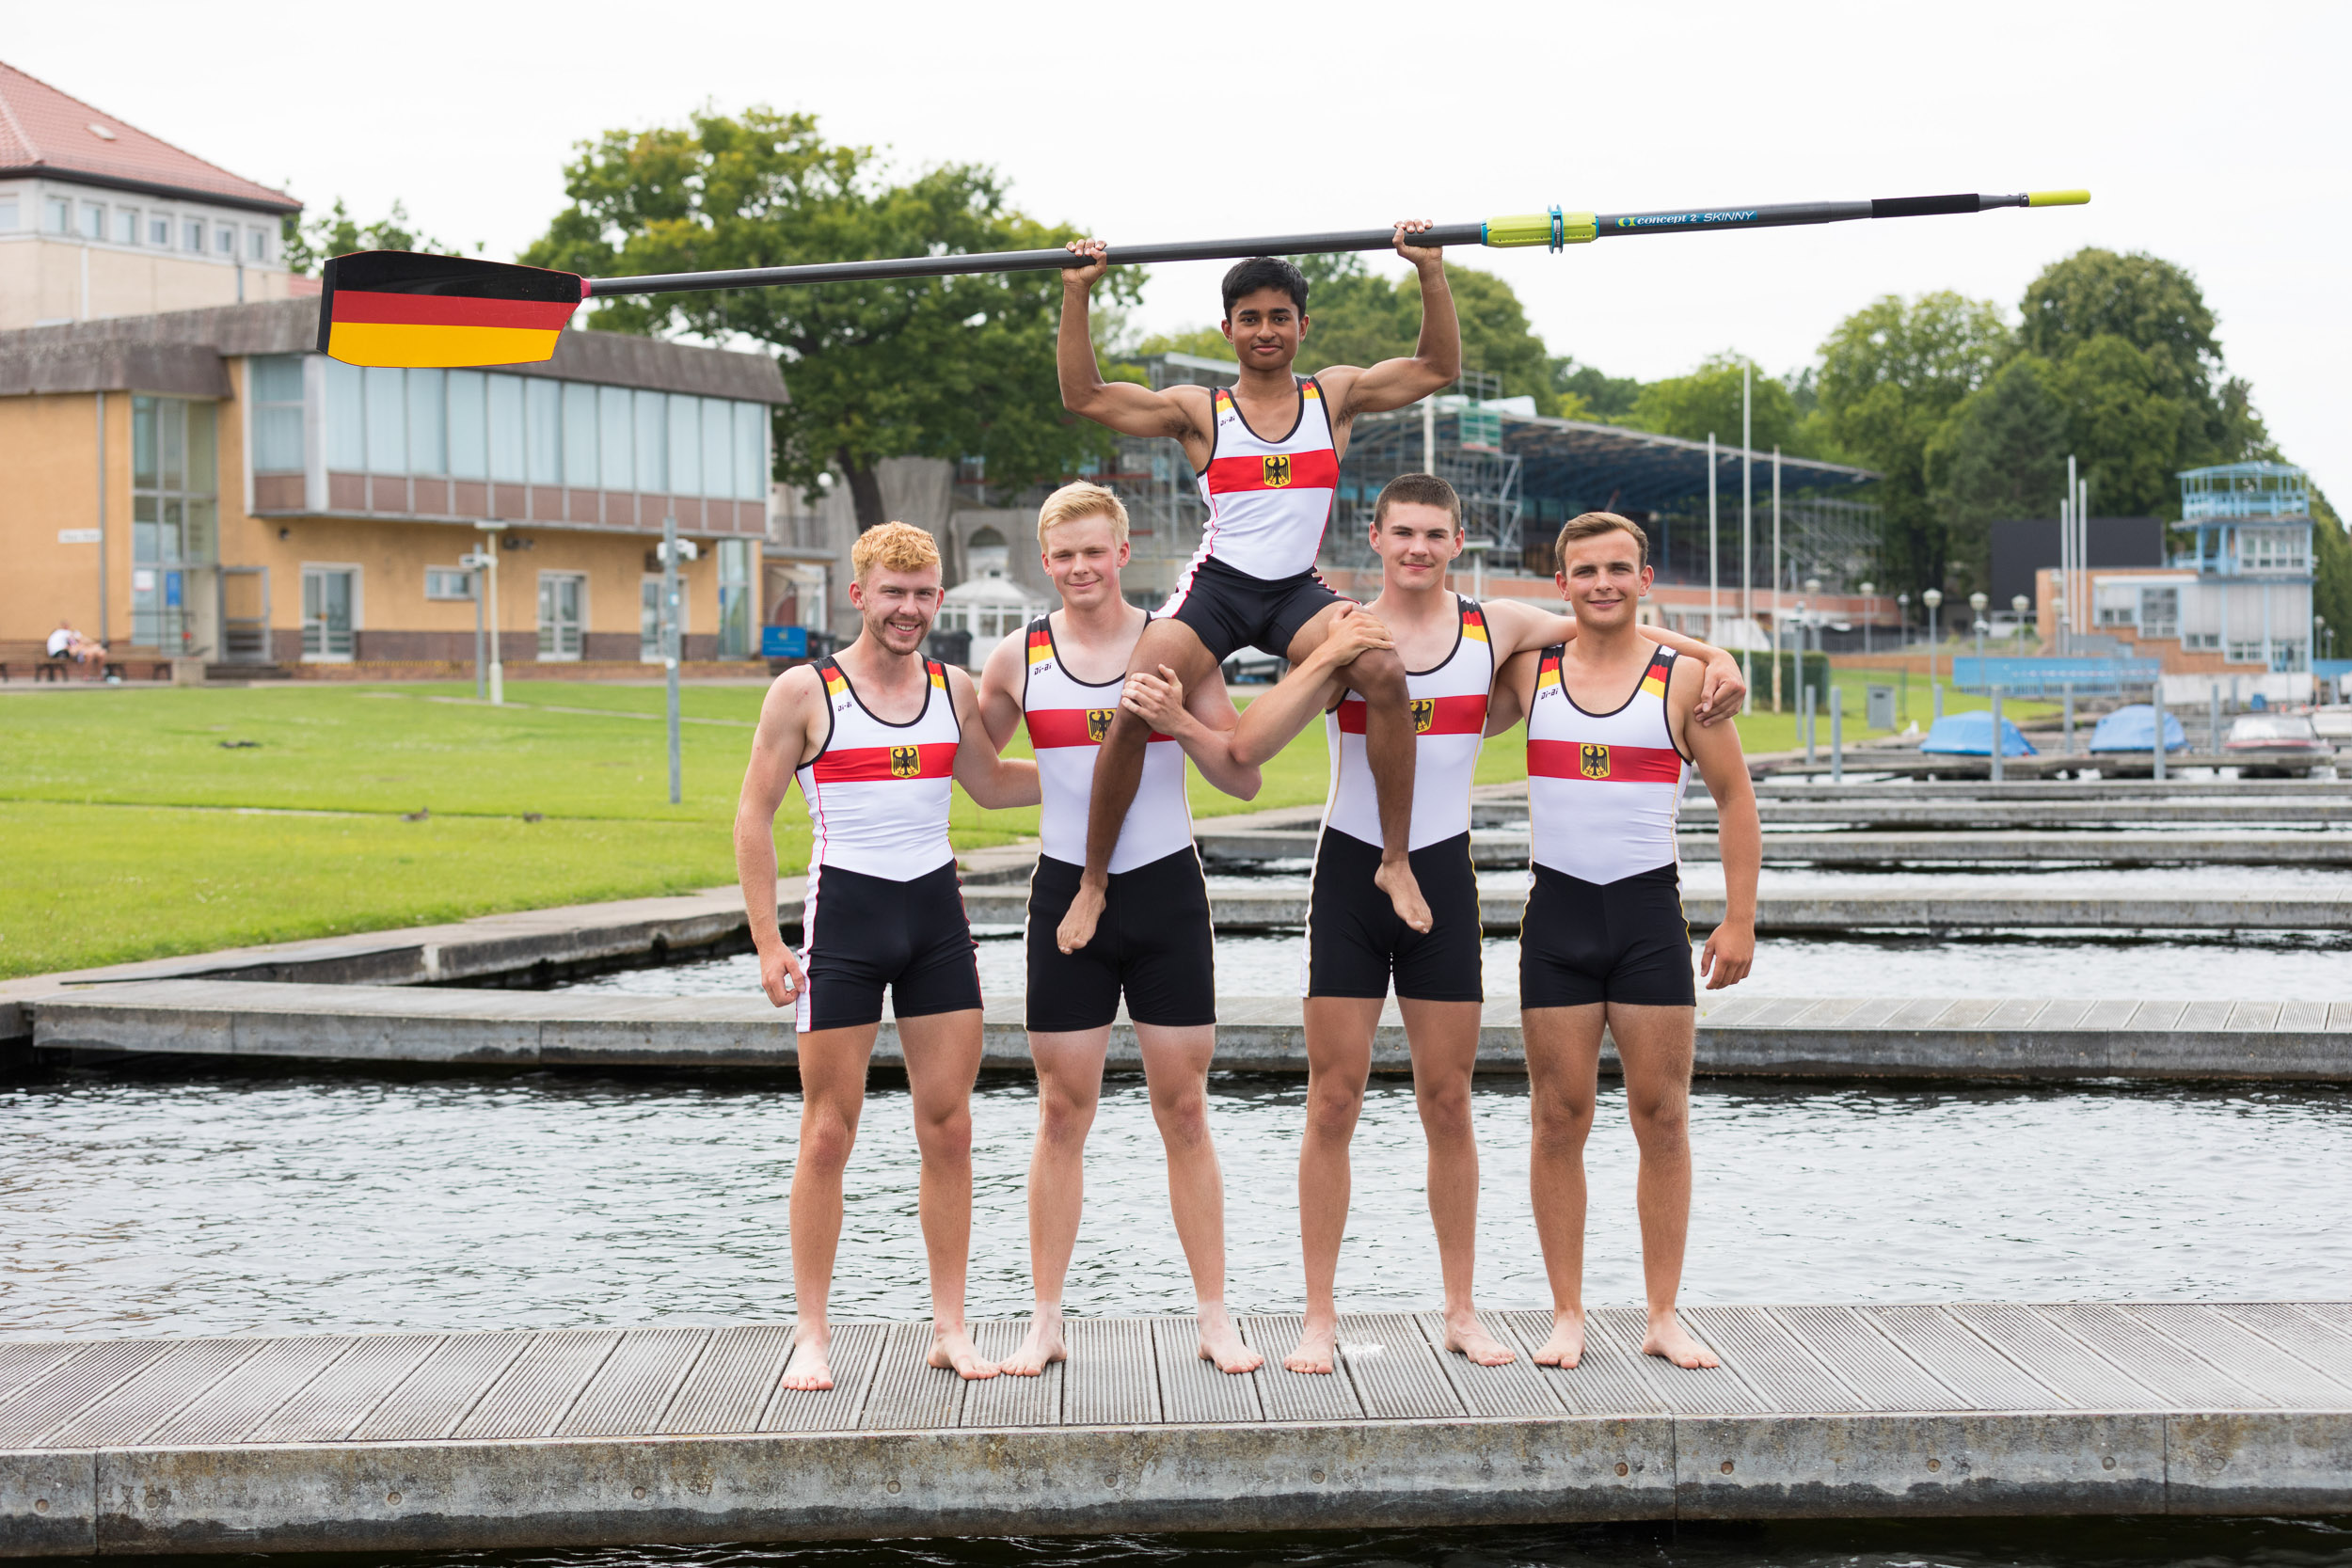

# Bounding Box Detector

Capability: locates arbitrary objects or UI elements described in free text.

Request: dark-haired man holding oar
[1054,225,1457,956]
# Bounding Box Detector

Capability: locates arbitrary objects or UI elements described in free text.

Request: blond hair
[1554,511,1649,572]
[1036,481,1130,549]
[850,521,943,581]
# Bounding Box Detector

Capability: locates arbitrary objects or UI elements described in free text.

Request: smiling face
[1371,500,1462,593]
[1554,528,1653,628]
[1040,511,1129,612]
[850,563,944,655]
[1222,286,1306,374]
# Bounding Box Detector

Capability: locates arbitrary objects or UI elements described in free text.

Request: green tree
[1623,353,1800,452]
[1127,327,1235,362]
[1272,253,1560,413]
[1551,358,1643,421]
[279,197,468,276]
[1816,291,2013,594]
[522,109,1137,531]
[2050,334,2190,518]
[1924,354,2069,592]
[2311,485,2351,668]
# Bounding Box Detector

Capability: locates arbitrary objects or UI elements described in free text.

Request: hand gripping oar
[318,188,2090,369]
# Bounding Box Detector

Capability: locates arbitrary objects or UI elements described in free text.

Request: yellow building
[0,58,303,329]
[0,299,785,676]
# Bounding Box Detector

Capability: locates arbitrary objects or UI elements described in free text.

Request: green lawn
[1730,664,2057,755]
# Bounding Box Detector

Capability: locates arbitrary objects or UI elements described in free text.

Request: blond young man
[1053,230,1459,958]
[736,523,1041,1390]
[1228,476,1745,1375]
[1488,512,1761,1370]
[975,482,1265,1377]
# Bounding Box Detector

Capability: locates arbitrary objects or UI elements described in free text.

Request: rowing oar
[318,188,2090,369]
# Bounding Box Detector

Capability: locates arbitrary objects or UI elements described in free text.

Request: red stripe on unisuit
[330,290,580,330]
[1203,448,1341,495]
[808,740,960,783]
[1335,691,1486,736]
[1527,739,1683,783]
[1026,707,1170,749]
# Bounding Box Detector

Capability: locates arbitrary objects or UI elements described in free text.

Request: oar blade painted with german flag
[317,251,587,368]
[318,188,2090,369]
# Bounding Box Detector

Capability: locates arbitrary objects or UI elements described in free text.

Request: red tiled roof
[0,59,298,214]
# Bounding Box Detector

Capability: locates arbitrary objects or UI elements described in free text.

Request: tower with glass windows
[2169,463,2313,672]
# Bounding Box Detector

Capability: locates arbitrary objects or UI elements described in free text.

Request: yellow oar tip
[2027,189,2091,208]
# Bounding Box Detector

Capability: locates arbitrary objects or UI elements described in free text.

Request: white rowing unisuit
[1319,595,1493,849]
[1184,377,1342,581]
[795,655,961,880]
[1525,642,1692,884]
[1020,614,1193,873]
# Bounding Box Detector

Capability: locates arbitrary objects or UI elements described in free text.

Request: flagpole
[1741,362,1754,692]
[1708,433,1719,642]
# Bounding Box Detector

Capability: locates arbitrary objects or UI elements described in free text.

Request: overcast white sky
[14,1,2346,499]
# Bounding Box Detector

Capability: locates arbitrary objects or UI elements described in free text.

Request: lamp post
[1923,588,1942,680]
[473,521,505,705]
[1804,578,1821,660]
[1859,581,1875,656]
[2316,613,2330,662]
[1969,591,1990,680]
[459,549,494,700]
[1897,592,1911,650]
[2012,594,2031,655]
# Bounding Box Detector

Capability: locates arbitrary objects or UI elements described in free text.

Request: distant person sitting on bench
[47,621,107,672]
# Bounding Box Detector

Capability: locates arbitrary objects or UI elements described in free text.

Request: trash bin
[927,627,973,668]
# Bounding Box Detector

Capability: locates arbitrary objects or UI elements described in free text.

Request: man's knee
[1151,1085,1211,1149]
[1414,1074,1473,1136]
[1531,1091,1597,1152]
[798,1110,859,1174]
[1627,1089,1690,1152]
[914,1104,975,1162]
[1305,1082,1365,1141]
[1037,1081,1098,1145]
[1350,646,1409,705]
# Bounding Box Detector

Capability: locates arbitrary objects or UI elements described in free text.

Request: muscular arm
[1122,661,1262,801]
[734,666,825,1006]
[1057,244,1212,446]
[1677,658,1757,989]
[1479,598,1748,723]
[974,627,1028,752]
[1486,647,1539,736]
[1325,228,1460,420]
[947,665,1041,809]
[1228,612,1395,767]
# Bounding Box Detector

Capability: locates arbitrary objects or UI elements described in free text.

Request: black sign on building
[1988,517,2167,607]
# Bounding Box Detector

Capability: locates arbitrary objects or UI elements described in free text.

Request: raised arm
[1486,645,1540,736]
[1480,597,1748,724]
[974,626,1029,752]
[1227,609,1391,767]
[947,665,1040,810]
[1057,241,1214,445]
[1324,223,1461,420]
[1119,661,1262,801]
[1676,658,1756,990]
[734,666,826,1008]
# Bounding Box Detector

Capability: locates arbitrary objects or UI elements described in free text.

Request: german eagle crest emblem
[1410,698,1436,734]
[1578,742,1611,779]
[1087,708,1116,743]
[889,745,922,779]
[1261,454,1292,488]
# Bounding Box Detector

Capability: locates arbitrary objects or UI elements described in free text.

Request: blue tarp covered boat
[1919,711,2038,756]
[2089,704,2188,752]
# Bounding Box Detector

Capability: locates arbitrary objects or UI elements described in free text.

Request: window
[634,390,666,493]
[302,567,357,659]
[406,368,446,475]
[448,371,487,480]
[562,382,598,488]
[215,226,234,255]
[701,397,732,498]
[735,402,767,500]
[641,578,664,662]
[2229,641,2266,664]
[184,217,203,252]
[2138,587,2178,638]
[81,203,104,239]
[364,365,405,473]
[526,378,561,483]
[2185,632,2220,651]
[131,397,219,647]
[149,214,169,246]
[597,386,632,491]
[326,358,364,468]
[247,228,268,261]
[116,208,138,245]
[249,355,307,474]
[2240,528,2307,572]
[717,539,754,658]
[488,373,525,483]
[667,394,700,496]
[0,196,17,230]
[537,572,585,659]
[45,198,71,233]
[425,567,475,601]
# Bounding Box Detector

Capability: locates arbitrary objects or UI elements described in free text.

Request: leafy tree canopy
[1924,353,2069,595]
[1622,353,1801,453]
[521,108,1138,530]
[279,198,469,277]
[1552,359,1642,422]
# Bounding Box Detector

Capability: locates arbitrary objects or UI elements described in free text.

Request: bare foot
[1196,1306,1263,1374]
[1373,857,1432,934]
[999,1313,1066,1377]
[1531,1307,1585,1368]
[779,1336,834,1391]
[927,1326,1000,1380]
[1056,878,1107,954]
[1283,1316,1338,1374]
[1443,1311,1518,1367]
[1643,1311,1720,1370]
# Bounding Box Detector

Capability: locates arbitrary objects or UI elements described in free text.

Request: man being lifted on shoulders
[975,482,1266,1377]
[1227,475,1745,1376]
[1488,511,1761,1370]
[1055,225,1456,954]
[735,523,1041,1392]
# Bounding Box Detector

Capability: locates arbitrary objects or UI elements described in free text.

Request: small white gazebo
[935,527,1047,657]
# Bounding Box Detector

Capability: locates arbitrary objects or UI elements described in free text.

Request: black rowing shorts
[1304,828,1483,1003]
[1163,554,1344,665]
[1518,863,1695,1009]
[1025,848,1216,1032]
[798,860,982,1033]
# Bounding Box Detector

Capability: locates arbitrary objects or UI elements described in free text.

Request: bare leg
[1136,1024,1261,1373]
[1522,1003,1605,1367]
[898,1008,998,1380]
[1002,1027,1106,1376]
[1289,608,1427,932]
[781,1022,879,1390]
[1402,998,1512,1365]
[1058,618,1219,954]
[1287,996,1377,1373]
[1610,1002,1718,1370]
